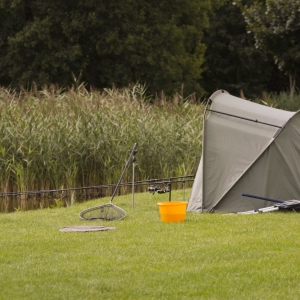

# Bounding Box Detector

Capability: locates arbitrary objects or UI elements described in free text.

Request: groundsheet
[59,226,116,232]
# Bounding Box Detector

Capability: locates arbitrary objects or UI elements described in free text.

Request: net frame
[79,143,138,221]
[79,203,126,221]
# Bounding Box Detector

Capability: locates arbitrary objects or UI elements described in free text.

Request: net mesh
[80,203,126,221]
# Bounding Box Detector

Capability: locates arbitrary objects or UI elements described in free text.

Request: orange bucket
[157,201,188,223]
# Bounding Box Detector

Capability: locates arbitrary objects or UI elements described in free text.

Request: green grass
[1,189,300,299]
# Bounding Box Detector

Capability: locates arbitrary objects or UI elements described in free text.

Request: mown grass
[1,189,300,300]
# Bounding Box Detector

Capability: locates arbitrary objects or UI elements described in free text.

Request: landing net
[80,203,126,221]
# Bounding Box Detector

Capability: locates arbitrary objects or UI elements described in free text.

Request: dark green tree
[0,0,225,96]
[242,0,300,95]
[200,0,287,99]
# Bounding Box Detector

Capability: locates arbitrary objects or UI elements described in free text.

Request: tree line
[0,0,299,98]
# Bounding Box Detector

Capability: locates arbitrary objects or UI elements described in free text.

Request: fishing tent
[187,90,300,213]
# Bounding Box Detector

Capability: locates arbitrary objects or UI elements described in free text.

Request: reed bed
[0,84,203,207]
[254,91,300,111]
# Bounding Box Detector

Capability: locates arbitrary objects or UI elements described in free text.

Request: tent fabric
[187,90,299,213]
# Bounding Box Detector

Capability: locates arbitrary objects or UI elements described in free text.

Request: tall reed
[0,84,204,196]
[255,91,300,111]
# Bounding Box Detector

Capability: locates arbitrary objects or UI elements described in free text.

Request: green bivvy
[187,90,300,213]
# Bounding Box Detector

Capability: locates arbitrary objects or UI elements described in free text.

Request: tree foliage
[0,0,225,96]
[200,0,287,98]
[242,0,300,94]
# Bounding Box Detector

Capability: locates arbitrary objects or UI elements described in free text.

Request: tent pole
[201,99,211,212]
[207,109,282,129]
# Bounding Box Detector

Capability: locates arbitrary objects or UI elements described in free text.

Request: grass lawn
[1,189,300,299]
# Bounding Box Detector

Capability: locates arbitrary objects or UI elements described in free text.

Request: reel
[148,184,170,194]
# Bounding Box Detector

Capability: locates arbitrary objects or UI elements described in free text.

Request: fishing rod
[0,175,195,197]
